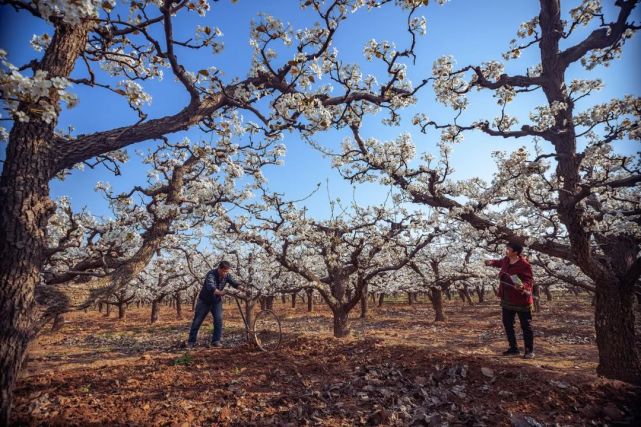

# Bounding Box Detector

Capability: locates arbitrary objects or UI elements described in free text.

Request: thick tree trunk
[378,293,385,307]
[118,303,126,320]
[430,288,445,322]
[260,297,267,311]
[444,288,452,301]
[407,292,413,305]
[544,286,552,301]
[51,314,65,332]
[281,294,286,304]
[306,289,314,312]
[332,307,350,338]
[98,303,103,313]
[291,292,297,309]
[150,300,160,324]
[0,22,93,423]
[104,303,111,317]
[266,296,274,310]
[594,281,641,384]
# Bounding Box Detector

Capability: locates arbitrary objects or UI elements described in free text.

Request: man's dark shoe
[524,351,535,359]
[502,348,520,356]
[207,341,222,348]
[186,341,196,349]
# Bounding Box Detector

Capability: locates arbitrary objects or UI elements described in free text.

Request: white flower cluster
[1,53,77,124]
[516,16,539,38]
[478,61,504,81]
[363,39,396,62]
[569,0,602,26]
[36,0,102,25]
[432,55,468,110]
[30,33,52,52]
[117,80,152,108]
[410,16,427,36]
[529,100,567,131]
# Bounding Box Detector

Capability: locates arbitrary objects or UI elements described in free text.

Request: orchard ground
[12,295,641,426]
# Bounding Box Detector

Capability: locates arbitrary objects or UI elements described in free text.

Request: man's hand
[484,260,492,266]
[214,289,226,297]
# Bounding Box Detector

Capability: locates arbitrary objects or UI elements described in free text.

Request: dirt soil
[11,295,641,426]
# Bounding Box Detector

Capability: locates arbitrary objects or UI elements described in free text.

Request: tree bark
[444,288,452,301]
[266,296,274,310]
[475,286,485,303]
[118,303,126,320]
[429,288,445,322]
[291,292,297,309]
[332,307,350,338]
[281,294,286,304]
[150,300,160,324]
[544,286,553,301]
[378,293,385,307]
[306,289,314,312]
[175,291,182,320]
[594,281,641,384]
[0,21,94,422]
[407,292,413,305]
[104,303,111,318]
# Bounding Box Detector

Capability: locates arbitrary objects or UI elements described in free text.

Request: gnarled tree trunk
[306,289,314,312]
[594,281,641,384]
[332,307,350,338]
[429,288,445,322]
[150,300,161,324]
[0,21,93,423]
[175,291,182,320]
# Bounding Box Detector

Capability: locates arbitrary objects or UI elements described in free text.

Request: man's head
[217,260,232,275]
[505,241,523,257]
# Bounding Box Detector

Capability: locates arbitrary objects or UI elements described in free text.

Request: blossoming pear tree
[332,0,641,383]
[0,0,446,417]
[223,188,439,337]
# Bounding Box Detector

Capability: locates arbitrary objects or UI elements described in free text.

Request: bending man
[187,260,242,348]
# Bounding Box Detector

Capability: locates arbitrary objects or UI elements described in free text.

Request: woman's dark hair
[506,241,523,255]
[218,260,232,269]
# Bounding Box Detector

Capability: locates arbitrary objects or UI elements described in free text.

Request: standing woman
[485,241,535,359]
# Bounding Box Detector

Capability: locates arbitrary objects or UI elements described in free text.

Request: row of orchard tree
[1,0,640,422]
[74,230,594,327]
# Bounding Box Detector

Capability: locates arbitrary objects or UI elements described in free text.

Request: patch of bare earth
[11,295,641,426]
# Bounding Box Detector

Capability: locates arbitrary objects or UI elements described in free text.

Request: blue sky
[1,0,640,219]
